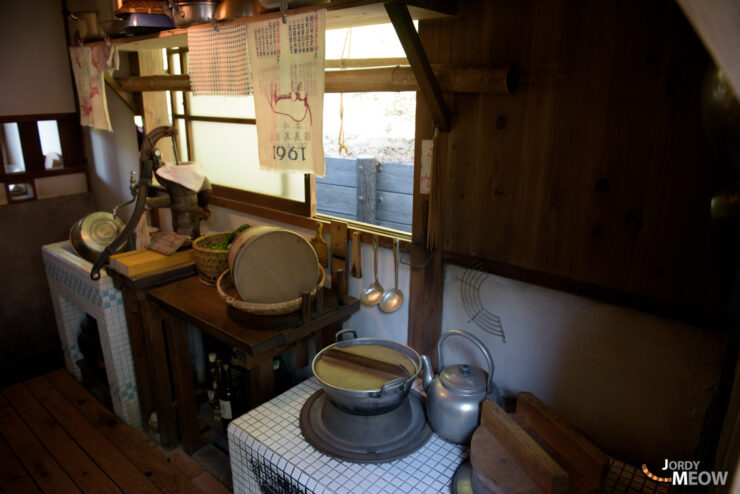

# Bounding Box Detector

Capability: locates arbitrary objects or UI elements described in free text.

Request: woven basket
[216,265,325,316]
[192,232,231,286]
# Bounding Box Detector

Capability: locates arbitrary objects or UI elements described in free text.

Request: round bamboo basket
[216,265,325,316]
[192,231,231,286]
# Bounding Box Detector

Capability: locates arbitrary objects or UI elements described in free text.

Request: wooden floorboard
[0,393,81,493]
[1,369,208,494]
[1,383,121,493]
[25,375,161,494]
[45,368,202,494]
[0,435,41,494]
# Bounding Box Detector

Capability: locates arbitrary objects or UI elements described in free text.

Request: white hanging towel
[248,10,326,177]
[187,24,252,96]
[69,45,119,132]
[156,162,206,192]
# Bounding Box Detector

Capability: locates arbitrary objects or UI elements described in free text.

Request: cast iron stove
[299,388,431,463]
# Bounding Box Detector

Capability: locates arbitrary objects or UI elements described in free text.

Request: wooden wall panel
[418,0,725,318]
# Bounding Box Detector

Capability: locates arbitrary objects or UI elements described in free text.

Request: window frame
[0,113,86,204]
[151,47,416,241]
[165,48,316,218]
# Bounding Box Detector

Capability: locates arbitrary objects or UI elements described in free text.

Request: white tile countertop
[42,241,141,428]
[228,377,467,494]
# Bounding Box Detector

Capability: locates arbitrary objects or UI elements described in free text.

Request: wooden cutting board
[473,399,568,494]
[470,426,544,494]
[471,395,610,494]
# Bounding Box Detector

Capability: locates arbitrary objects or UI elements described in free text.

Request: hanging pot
[162,0,221,28]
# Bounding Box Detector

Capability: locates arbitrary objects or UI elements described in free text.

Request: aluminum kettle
[421,329,495,444]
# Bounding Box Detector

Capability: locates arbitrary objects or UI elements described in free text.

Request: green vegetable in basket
[211,224,250,250]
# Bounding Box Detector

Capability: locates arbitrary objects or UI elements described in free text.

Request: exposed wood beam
[385,2,451,131]
[115,65,515,94]
[104,72,141,115]
[325,57,409,68]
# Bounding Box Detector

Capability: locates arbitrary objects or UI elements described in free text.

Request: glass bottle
[219,362,234,433]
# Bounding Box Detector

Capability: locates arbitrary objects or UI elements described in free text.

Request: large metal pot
[162,0,220,28]
[311,329,421,415]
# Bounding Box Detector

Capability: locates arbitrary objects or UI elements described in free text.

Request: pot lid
[80,212,125,253]
[439,364,487,395]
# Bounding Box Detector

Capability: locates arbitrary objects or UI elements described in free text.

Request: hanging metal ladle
[379,238,404,313]
[360,236,384,306]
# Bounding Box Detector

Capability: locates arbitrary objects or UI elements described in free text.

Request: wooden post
[137,50,175,164]
[356,157,377,224]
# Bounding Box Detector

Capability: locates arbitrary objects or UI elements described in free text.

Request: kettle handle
[438,329,495,394]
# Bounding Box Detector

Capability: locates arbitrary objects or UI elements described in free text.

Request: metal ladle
[360,236,384,306]
[379,239,404,313]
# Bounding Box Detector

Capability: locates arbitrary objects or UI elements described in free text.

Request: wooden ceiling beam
[115,65,515,95]
[385,2,451,132]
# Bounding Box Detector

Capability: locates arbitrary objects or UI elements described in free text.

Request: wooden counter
[146,276,360,453]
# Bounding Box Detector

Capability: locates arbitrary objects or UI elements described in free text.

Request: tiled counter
[228,377,466,494]
[42,241,141,428]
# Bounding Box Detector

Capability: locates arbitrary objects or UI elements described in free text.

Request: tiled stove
[229,377,467,494]
[42,241,141,428]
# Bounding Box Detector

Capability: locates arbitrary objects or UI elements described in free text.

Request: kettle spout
[420,355,434,393]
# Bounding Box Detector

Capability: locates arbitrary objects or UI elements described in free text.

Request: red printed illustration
[268,81,312,125]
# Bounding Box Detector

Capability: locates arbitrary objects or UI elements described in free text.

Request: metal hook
[210,17,219,32]
[280,0,288,24]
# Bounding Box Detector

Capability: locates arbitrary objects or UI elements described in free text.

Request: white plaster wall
[84,86,139,219]
[35,172,87,199]
[0,0,76,116]
[440,264,726,464]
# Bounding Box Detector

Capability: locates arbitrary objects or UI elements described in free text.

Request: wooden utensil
[310,222,329,268]
[329,220,348,294]
[322,347,410,379]
[350,231,362,278]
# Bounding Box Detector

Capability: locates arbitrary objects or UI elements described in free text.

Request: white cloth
[187,24,252,96]
[248,10,326,177]
[155,162,206,192]
[69,45,119,132]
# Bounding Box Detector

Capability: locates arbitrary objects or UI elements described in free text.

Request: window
[156,23,416,232]
[0,114,85,204]
[1,123,26,174]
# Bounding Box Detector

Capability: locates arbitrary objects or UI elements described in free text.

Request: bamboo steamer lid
[228,226,319,304]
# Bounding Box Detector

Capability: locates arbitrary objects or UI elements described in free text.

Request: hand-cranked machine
[89,126,211,280]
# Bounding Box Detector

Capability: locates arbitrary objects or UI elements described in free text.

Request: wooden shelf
[104,0,454,52]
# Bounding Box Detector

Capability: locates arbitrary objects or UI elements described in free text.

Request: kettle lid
[439,364,487,395]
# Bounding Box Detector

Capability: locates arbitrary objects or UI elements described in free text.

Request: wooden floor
[0,369,231,494]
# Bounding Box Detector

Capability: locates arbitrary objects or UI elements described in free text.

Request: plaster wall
[0,0,75,116]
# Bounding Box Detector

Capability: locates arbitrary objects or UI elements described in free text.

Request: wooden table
[108,263,197,446]
[146,275,360,454]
